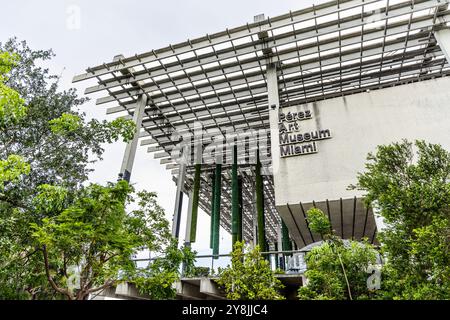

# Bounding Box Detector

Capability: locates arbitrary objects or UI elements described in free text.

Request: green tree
[353,140,450,299]
[132,241,197,300]
[0,38,135,208]
[0,39,137,299]
[298,208,378,300]
[29,181,172,300]
[0,50,26,127]
[216,241,285,300]
[0,155,30,189]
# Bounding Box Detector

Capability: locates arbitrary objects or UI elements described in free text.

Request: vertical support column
[181,191,192,276]
[210,173,216,249]
[237,176,243,243]
[252,181,258,247]
[281,220,292,271]
[231,145,239,246]
[281,220,292,252]
[119,94,148,182]
[184,191,194,247]
[274,243,279,269]
[435,21,450,65]
[172,163,186,238]
[266,63,281,180]
[266,63,281,255]
[277,224,283,269]
[212,164,222,258]
[189,164,201,243]
[255,155,266,252]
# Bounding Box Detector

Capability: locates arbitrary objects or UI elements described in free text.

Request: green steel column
[212,164,222,258]
[274,243,279,269]
[190,164,201,243]
[210,173,215,249]
[281,220,292,252]
[237,177,243,242]
[231,145,239,246]
[255,156,267,252]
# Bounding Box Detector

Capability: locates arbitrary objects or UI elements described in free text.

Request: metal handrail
[131,249,308,262]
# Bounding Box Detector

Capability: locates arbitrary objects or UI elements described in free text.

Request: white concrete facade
[272,77,450,246]
[273,77,450,205]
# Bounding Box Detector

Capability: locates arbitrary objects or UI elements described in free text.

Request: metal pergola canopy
[74,0,450,243]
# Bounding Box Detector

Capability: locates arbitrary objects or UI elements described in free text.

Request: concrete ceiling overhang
[277,197,378,248]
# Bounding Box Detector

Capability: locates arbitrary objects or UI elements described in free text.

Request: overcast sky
[1,0,323,261]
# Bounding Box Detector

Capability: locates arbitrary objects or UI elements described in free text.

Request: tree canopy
[353,140,450,299]
[0,38,135,208]
[216,241,285,300]
[298,209,379,300]
[0,39,188,300]
[30,182,173,300]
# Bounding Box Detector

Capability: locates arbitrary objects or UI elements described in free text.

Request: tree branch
[86,279,115,295]
[0,192,30,210]
[335,247,353,300]
[42,245,74,300]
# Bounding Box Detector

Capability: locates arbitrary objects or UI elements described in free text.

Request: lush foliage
[0,40,179,300]
[132,241,197,300]
[305,207,332,238]
[29,181,172,300]
[0,155,30,189]
[0,51,26,128]
[0,38,136,206]
[216,241,285,300]
[353,140,450,299]
[298,209,378,300]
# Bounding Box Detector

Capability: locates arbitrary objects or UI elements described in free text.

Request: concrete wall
[272,77,450,206]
